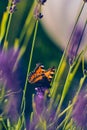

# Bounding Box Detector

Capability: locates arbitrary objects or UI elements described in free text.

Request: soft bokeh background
[42,0,87,56]
[0,0,86,120]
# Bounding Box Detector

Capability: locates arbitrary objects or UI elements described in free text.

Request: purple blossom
[29,87,57,130]
[72,90,87,129]
[34,87,49,114]
[7,0,20,13]
[9,5,16,14]
[0,49,19,90]
[12,0,20,5]
[68,25,85,65]
[34,0,47,19]
[34,4,43,19]
[37,0,47,5]
[0,48,21,123]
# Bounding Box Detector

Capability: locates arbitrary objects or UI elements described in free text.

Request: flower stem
[58,104,73,119]
[2,120,8,130]
[19,2,35,44]
[3,13,12,50]
[21,20,39,111]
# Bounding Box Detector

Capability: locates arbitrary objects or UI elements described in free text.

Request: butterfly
[28,63,55,88]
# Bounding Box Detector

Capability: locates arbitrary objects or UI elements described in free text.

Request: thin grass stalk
[13,19,35,70]
[62,102,73,130]
[3,13,12,50]
[58,104,73,119]
[64,119,73,130]
[21,20,39,111]
[56,118,67,130]
[18,1,35,44]
[2,120,8,130]
[0,12,9,42]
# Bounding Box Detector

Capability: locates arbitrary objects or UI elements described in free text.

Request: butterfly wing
[28,63,45,84]
[44,67,55,82]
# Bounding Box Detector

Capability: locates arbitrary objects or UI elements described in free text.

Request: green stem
[2,120,8,130]
[77,75,86,95]
[56,118,66,130]
[19,2,35,44]
[3,13,12,50]
[58,104,73,119]
[13,20,35,71]
[21,20,39,111]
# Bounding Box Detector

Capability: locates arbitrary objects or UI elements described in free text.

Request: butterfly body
[28,63,55,88]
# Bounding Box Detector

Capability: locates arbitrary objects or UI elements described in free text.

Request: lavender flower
[34,4,43,19]
[7,0,20,13]
[29,86,57,130]
[9,5,16,13]
[37,0,47,5]
[72,90,87,129]
[0,48,21,123]
[34,0,47,19]
[34,87,50,114]
[0,49,19,90]
[68,25,84,64]
[12,0,20,5]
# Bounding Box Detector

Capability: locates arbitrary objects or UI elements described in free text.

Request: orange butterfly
[28,63,55,87]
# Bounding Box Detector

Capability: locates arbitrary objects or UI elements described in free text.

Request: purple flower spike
[35,87,50,97]
[34,93,44,114]
[9,5,16,14]
[29,88,47,129]
[37,0,47,5]
[0,48,21,123]
[0,49,19,90]
[68,25,85,65]
[38,13,43,19]
[7,0,20,13]
[72,90,87,129]
[41,0,47,4]
[34,4,43,19]
[34,85,50,114]
[34,0,47,19]
[12,0,20,5]
[29,86,57,130]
